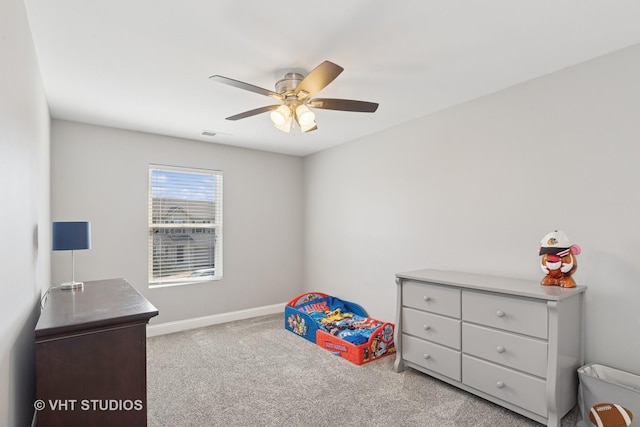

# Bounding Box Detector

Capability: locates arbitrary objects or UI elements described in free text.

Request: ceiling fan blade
[309,98,379,113]
[210,75,283,100]
[226,105,280,121]
[295,61,344,99]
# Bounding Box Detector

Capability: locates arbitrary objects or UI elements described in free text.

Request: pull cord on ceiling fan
[210,61,379,133]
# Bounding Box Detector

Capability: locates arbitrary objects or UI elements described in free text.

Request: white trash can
[577,363,640,427]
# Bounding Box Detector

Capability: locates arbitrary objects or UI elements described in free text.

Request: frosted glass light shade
[274,114,293,133]
[296,104,315,126]
[270,105,291,126]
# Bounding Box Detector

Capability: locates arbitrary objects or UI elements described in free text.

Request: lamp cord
[40,285,65,309]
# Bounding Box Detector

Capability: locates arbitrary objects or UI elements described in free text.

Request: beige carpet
[147,313,578,426]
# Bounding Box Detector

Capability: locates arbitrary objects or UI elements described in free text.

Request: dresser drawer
[402,280,461,318]
[403,334,461,381]
[403,307,461,350]
[462,291,548,339]
[462,323,548,378]
[462,355,547,417]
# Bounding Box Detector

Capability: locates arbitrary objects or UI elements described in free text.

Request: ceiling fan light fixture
[300,119,317,133]
[295,104,315,127]
[212,61,378,136]
[270,105,291,126]
[273,113,293,133]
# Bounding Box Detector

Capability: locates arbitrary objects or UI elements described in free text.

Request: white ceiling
[24,0,640,157]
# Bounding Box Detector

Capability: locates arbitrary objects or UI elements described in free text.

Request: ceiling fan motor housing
[275,72,305,98]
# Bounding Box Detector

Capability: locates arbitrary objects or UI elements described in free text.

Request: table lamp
[52,221,91,290]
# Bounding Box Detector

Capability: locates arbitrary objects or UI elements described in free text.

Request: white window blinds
[148,165,223,285]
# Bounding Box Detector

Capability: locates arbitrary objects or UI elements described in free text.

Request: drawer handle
[423,353,430,359]
[496,346,505,353]
[496,381,505,388]
[496,310,505,318]
[423,296,431,302]
[423,325,431,331]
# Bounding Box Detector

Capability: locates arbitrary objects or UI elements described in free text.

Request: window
[148,165,223,286]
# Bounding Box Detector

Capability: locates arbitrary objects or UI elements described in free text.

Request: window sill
[149,277,222,289]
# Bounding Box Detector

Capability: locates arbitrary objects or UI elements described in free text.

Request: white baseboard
[146,303,285,337]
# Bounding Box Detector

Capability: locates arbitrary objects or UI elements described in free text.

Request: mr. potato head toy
[539,230,581,288]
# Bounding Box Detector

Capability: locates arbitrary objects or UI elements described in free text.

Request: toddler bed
[284,291,395,365]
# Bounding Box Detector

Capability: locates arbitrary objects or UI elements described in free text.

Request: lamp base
[60,281,84,291]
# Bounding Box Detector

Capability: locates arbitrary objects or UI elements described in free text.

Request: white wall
[0,0,51,425]
[51,121,303,324]
[303,44,640,374]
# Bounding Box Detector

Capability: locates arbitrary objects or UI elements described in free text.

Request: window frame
[148,164,223,288]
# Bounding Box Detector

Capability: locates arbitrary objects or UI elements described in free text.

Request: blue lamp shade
[52,222,91,251]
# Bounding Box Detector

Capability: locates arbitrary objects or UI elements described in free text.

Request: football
[589,403,633,427]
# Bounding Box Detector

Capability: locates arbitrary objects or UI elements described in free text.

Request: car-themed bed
[284,292,395,365]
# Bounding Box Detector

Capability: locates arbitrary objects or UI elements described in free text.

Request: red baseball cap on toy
[539,230,581,256]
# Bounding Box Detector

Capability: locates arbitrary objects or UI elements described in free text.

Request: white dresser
[394,269,586,427]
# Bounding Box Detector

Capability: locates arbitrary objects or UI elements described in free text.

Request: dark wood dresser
[35,278,158,427]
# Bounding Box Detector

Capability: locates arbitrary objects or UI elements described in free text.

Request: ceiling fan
[210,60,378,133]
